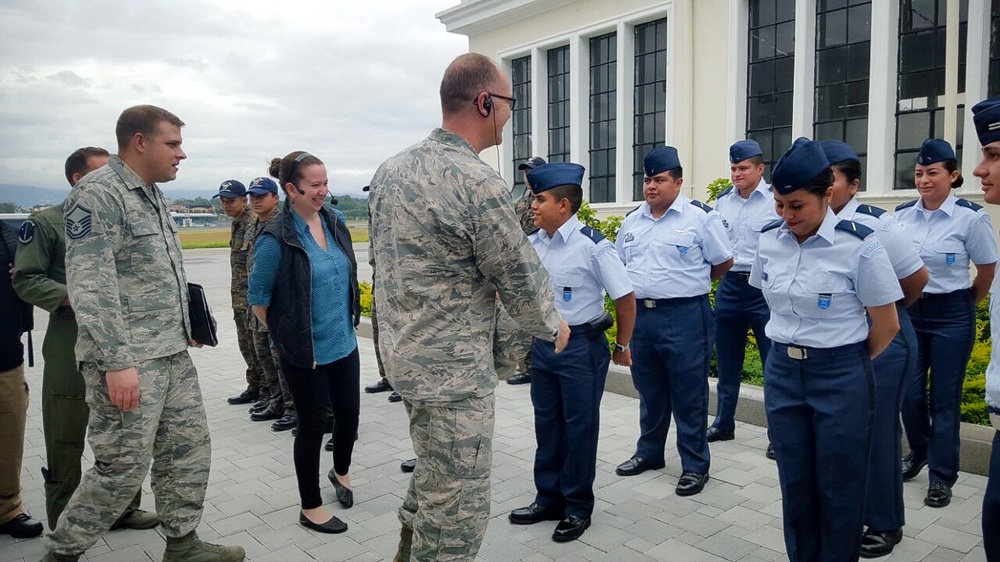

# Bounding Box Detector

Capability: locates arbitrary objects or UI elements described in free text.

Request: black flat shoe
[552,515,590,542]
[388,391,402,403]
[615,456,665,477]
[250,409,281,422]
[0,513,43,538]
[509,503,563,525]
[902,452,927,482]
[248,399,268,413]
[365,378,392,393]
[675,472,709,496]
[299,510,347,534]
[506,372,531,385]
[706,426,735,442]
[271,414,297,432]
[328,469,354,508]
[227,388,258,405]
[925,482,952,508]
[860,528,903,558]
[400,458,416,473]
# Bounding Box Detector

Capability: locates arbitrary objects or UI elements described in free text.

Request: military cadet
[12,147,158,533]
[613,146,733,498]
[507,162,635,542]
[751,137,901,562]
[217,179,262,406]
[369,53,569,562]
[896,138,998,509]
[710,140,777,454]
[42,105,245,562]
[972,96,1000,562]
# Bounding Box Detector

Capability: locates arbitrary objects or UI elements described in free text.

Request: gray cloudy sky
[0,0,468,196]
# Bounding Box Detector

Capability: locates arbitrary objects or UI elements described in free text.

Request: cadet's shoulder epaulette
[719,186,733,198]
[689,199,712,213]
[625,204,642,217]
[956,198,984,212]
[579,225,605,244]
[855,204,886,218]
[761,218,784,233]
[895,199,918,211]
[835,219,874,240]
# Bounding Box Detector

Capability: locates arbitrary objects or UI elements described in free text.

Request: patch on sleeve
[861,238,884,258]
[17,220,35,243]
[981,213,993,225]
[65,203,93,240]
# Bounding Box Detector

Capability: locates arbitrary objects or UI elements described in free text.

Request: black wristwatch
[614,342,629,353]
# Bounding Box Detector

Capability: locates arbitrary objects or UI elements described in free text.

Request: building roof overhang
[436,0,578,36]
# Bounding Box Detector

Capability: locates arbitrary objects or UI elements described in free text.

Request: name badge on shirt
[818,293,831,310]
[563,287,572,302]
[946,253,956,265]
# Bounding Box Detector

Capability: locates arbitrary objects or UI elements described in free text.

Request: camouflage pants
[233,300,263,392]
[252,329,294,415]
[0,363,28,526]
[399,394,494,562]
[44,351,210,556]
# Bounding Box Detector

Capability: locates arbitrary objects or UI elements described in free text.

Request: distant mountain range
[0,183,239,209]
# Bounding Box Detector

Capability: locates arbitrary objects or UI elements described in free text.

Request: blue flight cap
[729,140,763,163]
[973,97,1000,146]
[916,138,956,166]
[526,162,585,194]
[518,156,547,171]
[770,137,831,195]
[818,140,859,166]
[212,180,246,199]
[247,177,278,195]
[643,146,681,177]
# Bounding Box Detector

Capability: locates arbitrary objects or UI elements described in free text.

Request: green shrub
[359,281,372,318]
[706,177,733,203]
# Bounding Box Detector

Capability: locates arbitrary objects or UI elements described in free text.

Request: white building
[437,0,999,218]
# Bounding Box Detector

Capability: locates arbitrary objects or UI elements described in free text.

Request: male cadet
[13,147,157,532]
[217,180,262,406]
[614,146,733,497]
[42,105,245,562]
[709,140,777,456]
[507,162,635,542]
[973,96,1000,561]
[369,53,569,562]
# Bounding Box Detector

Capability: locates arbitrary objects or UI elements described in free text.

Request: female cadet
[750,138,901,561]
[821,140,928,558]
[895,139,998,509]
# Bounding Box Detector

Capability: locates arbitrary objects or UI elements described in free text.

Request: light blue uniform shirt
[616,194,733,299]
[836,197,924,281]
[986,266,1000,426]
[750,209,903,348]
[713,178,779,272]
[894,193,998,294]
[530,215,633,326]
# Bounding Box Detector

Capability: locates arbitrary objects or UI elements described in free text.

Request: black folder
[187,282,219,347]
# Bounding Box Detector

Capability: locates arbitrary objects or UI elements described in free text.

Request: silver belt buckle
[643,299,657,309]
[786,345,808,360]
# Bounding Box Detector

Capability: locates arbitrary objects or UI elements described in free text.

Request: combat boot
[392,527,413,562]
[162,531,245,562]
[39,552,80,562]
[111,508,160,530]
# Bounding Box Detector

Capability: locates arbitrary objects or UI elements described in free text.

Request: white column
[531,46,547,160]
[571,35,588,187]
[963,0,991,180]
[791,0,816,138]
[866,0,899,194]
[617,21,634,204]
[727,0,750,144]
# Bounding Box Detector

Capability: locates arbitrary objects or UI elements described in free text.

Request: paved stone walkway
[1,248,989,561]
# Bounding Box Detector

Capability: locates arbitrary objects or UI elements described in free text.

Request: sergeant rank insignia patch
[65,203,93,240]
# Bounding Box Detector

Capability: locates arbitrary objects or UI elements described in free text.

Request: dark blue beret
[973,97,1000,147]
[770,137,830,195]
[729,140,763,163]
[916,138,955,166]
[818,140,858,166]
[213,180,246,199]
[247,177,278,195]
[518,156,547,171]
[527,162,585,193]
[643,146,681,177]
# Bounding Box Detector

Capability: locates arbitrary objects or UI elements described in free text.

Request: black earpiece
[482,97,493,116]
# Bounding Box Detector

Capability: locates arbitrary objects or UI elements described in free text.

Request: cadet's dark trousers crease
[44,351,210,556]
[631,295,712,474]
[865,305,915,533]
[280,348,360,510]
[766,342,874,562]
[983,431,1000,561]
[713,272,771,433]
[903,289,975,487]
[530,330,609,518]
[0,363,28,526]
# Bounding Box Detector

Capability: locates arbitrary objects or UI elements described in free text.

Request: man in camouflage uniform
[12,147,158,532]
[41,105,244,562]
[216,180,262,406]
[369,53,569,562]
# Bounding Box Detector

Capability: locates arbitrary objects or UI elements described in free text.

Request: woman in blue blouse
[248,151,362,534]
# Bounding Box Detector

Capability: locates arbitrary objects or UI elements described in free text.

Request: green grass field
[179,221,369,249]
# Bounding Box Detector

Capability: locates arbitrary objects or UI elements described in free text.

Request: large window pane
[547,46,571,164]
[747,0,795,171]
[589,33,617,203]
[510,56,531,197]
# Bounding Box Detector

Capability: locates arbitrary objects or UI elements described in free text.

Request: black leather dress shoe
[400,458,416,473]
[388,391,402,403]
[299,510,347,534]
[509,503,563,525]
[506,372,531,385]
[902,452,927,482]
[227,388,258,405]
[552,515,590,542]
[675,472,709,496]
[365,378,392,393]
[706,426,735,442]
[765,443,776,460]
[925,481,952,508]
[250,409,281,422]
[328,469,354,508]
[0,513,43,538]
[249,399,268,413]
[271,414,297,432]
[860,528,903,558]
[615,456,665,476]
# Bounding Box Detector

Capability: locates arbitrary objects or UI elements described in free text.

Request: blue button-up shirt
[836,197,924,281]
[713,178,778,272]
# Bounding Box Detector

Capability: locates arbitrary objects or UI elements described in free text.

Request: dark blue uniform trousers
[865,305,915,533]
[983,430,1000,561]
[765,341,874,562]
[530,328,610,518]
[630,295,712,474]
[903,290,975,487]
[713,271,771,433]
